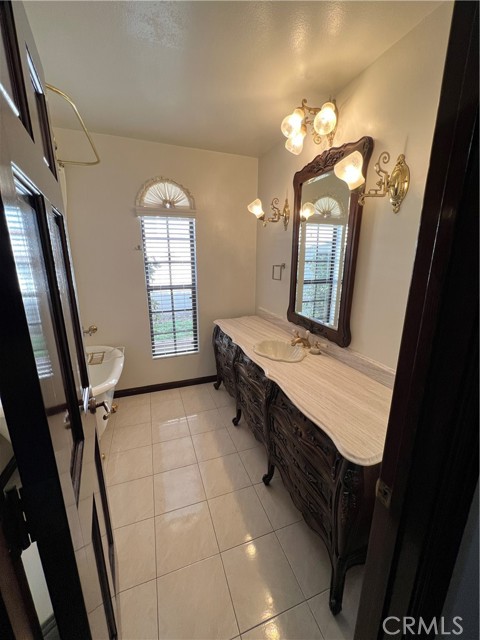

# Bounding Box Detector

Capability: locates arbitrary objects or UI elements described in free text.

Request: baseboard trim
[114,375,217,398]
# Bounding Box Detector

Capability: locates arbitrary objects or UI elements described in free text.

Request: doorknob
[88,397,111,419]
[64,410,71,430]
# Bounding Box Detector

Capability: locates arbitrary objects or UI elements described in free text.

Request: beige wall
[255,3,453,370]
[57,129,258,390]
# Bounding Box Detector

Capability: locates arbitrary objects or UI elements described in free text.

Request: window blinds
[5,193,53,378]
[301,223,347,325]
[141,216,199,357]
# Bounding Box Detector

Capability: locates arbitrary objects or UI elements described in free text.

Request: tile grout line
[246,471,278,535]
[251,481,304,532]
[149,392,161,640]
[106,470,153,490]
[305,597,328,640]
[273,526,311,601]
[116,573,160,597]
[217,527,319,636]
[192,428,242,640]
[239,600,323,638]
[154,549,221,582]
[190,429,236,461]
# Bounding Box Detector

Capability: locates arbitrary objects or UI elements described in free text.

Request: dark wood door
[0,2,117,637]
[354,2,478,637]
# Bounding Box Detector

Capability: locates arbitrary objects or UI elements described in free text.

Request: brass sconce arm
[268,197,290,230]
[358,152,410,213]
[248,196,290,230]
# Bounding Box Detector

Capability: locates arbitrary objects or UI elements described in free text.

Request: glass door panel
[47,209,88,403]
[1,460,57,637]
[0,2,32,134]
[4,187,76,473]
[1,176,111,636]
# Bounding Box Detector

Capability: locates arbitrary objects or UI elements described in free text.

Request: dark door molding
[354,2,478,638]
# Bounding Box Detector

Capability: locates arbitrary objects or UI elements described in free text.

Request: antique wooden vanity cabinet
[265,385,379,614]
[212,324,381,615]
[212,325,237,398]
[213,325,272,443]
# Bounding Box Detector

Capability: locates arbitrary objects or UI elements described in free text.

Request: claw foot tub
[86,345,124,439]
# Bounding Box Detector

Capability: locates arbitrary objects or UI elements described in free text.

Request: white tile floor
[100,383,363,640]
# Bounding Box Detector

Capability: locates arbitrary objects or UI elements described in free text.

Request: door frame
[0,188,92,638]
[354,2,478,637]
[0,1,116,636]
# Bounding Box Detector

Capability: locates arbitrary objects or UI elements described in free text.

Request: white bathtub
[86,345,125,439]
[0,346,125,443]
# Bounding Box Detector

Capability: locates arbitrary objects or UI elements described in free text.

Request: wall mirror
[288,137,373,346]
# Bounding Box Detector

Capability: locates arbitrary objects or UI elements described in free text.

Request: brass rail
[45,83,100,166]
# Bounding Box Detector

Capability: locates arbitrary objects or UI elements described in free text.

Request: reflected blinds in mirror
[288,137,373,345]
[297,221,347,328]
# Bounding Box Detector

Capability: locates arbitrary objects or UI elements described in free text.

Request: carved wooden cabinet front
[267,386,379,613]
[234,350,272,445]
[212,324,238,398]
[212,326,380,615]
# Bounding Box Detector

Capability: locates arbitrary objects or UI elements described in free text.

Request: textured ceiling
[24,1,443,158]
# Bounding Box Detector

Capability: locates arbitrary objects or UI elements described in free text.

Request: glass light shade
[301,202,315,221]
[334,151,365,190]
[247,198,265,219]
[285,125,307,155]
[281,108,305,139]
[313,102,337,136]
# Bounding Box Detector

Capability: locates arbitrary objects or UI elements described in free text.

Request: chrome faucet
[83,324,98,337]
[291,330,311,348]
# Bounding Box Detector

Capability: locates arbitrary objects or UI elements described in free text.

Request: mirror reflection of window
[297,195,348,329]
[289,137,373,346]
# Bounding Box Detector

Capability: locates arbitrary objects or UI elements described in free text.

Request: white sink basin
[253,340,307,363]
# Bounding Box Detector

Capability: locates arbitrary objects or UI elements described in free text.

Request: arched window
[135,177,198,358]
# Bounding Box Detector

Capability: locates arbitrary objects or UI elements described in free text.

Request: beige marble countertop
[214,315,392,467]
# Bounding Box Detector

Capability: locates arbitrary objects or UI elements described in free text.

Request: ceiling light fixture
[334,151,410,213]
[281,99,338,155]
[248,196,290,230]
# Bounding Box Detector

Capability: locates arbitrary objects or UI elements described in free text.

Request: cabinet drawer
[220,364,236,397]
[269,415,332,511]
[236,372,267,443]
[235,352,269,390]
[272,388,341,483]
[270,435,332,542]
[213,327,238,397]
[235,356,270,443]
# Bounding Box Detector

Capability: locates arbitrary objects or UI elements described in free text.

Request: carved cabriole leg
[232,407,241,426]
[329,556,347,615]
[262,381,277,487]
[212,326,222,390]
[262,460,275,485]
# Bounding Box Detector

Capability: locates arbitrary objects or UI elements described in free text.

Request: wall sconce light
[334,150,410,213]
[248,196,290,230]
[281,99,338,155]
[300,202,315,222]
